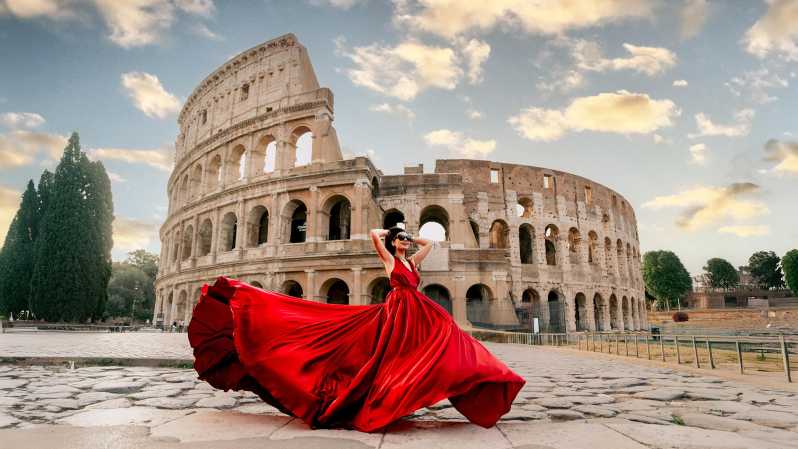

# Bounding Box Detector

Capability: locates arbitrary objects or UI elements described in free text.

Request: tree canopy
[703,258,740,289]
[747,251,784,289]
[783,249,798,295]
[0,180,41,317]
[642,250,692,311]
[105,250,159,321]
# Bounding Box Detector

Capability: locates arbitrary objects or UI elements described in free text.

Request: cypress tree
[0,181,41,317]
[29,132,114,322]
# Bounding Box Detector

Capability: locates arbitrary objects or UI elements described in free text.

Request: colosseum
[152,34,647,334]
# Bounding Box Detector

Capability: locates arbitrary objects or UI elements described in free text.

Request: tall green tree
[747,251,784,289]
[0,181,41,316]
[783,249,798,295]
[703,258,740,289]
[642,250,692,311]
[107,262,149,321]
[29,132,114,322]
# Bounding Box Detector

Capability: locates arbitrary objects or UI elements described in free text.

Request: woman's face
[393,232,412,251]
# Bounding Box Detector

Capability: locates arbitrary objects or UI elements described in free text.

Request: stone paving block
[731,408,798,429]
[499,421,648,449]
[606,421,788,449]
[235,403,283,415]
[86,398,132,409]
[127,388,184,400]
[381,421,510,449]
[150,410,292,442]
[195,394,237,409]
[0,412,20,428]
[270,416,382,447]
[533,397,573,409]
[633,388,685,401]
[572,405,617,417]
[547,410,585,421]
[91,380,147,394]
[57,407,190,427]
[0,378,29,389]
[675,412,773,432]
[610,399,661,411]
[136,397,200,409]
[75,392,120,407]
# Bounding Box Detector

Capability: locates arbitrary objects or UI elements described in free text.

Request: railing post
[646,334,651,360]
[625,335,629,356]
[675,336,681,364]
[635,334,639,358]
[615,335,619,354]
[780,335,792,383]
[736,339,744,374]
[706,338,715,369]
[660,336,666,362]
[600,334,604,353]
[692,336,700,368]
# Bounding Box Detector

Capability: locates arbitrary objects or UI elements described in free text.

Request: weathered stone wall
[153,34,645,333]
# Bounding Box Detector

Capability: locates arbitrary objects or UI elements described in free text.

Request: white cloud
[689,109,755,139]
[743,0,798,61]
[642,182,769,231]
[0,112,45,128]
[113,216,159,251]
[673,79,688,87]
[337,38,463,101]
[107,171,127,183]
[574,41,677,76]
[718,225,770,237]
[423,129,496,158]
[653,134,665,144]
[680,0,709,40]
[725,67,789,104]
[536,70,585,93]
[394,0,654,38]
[0,0,77,20]
[0,129,67,168]
[90,147,173,172]
[689,143,707,165]
[121,71,181,119]
[191,22,220,40]
[370,103,416,121]
[174,0,214,16]
[764,139,798,174]
[0,185,20,242]
[466,108,483,120]
[509,90,679,141]
[458,38,490,84]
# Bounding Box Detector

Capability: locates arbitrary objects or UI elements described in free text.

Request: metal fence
[467,329,796,383]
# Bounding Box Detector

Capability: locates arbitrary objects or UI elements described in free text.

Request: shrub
[672,312,689,322]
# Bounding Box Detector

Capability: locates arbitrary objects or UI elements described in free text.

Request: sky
[0,0,796,275]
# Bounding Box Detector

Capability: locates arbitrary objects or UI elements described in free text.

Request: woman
[188,226,525,432]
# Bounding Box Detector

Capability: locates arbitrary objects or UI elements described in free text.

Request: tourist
[187,227,524,432]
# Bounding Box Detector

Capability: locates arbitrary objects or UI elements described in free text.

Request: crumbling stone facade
[153,34,647,333]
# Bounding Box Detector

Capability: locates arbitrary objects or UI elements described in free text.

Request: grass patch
[671,415,685,426]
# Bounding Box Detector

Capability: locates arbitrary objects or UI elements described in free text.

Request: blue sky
[0,0,796,274]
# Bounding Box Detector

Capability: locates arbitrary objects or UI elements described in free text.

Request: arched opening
[604,238,613,275]
[206,154,222,191]
[163,292,173,324]
[383,209,405,229]
[284,200,307,243]
[517,196,534,218]
[221,212,237,251]
[626,242,633,278]
[422,284,452,315]
[616,239,625,277]
[228,144,247,182]
[419,205,450,241]
[593,293,605,331]
[292,126,312,167]
[587,231,598,264]
[179,175,189,206]
[519,288,540,329]
[609,294,619,330]
[324,195,351,240]
[252,135,277,175]
[519,224,534,264]
[489,219,509,249]
[545,225,559,266]
[568,228,581,265]
[322,279,349,305]
[622,296,630,330]
[466,284,492,325]
[630,296,637,329]
[171,231,180,263]
[175,290,187,325]
[198,219,212,256]
[250,281,264,289]
[469,220,480,247]
[247,206,269,247]
[547,290,564,333]
[282,280,303,299]
[575,293,588,331]
[368,277,391,304]
[181,225,193,261]
[371,177,379,198]
[189,164,202,200]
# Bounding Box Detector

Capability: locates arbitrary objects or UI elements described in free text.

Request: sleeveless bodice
[390,255,420,289]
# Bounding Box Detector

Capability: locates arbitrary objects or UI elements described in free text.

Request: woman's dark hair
[384,226,407,256]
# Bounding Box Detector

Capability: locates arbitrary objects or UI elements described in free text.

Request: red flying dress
[188,256,525,432]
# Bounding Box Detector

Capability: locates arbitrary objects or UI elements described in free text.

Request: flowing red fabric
[187,257,525,432]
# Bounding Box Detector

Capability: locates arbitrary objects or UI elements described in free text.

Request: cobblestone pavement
[1,339,798,448]
[0,332,191,359]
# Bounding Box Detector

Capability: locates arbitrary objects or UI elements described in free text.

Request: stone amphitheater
[152,34,647,334]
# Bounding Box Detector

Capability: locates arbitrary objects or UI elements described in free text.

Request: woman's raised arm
[370,228,392,266]
[409,236,434,266]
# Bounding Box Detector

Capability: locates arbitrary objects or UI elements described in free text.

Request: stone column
[453,273,467,325]
[351,267,362,305]
[191,214,199,268]
[305,269,317,302]
[219,144,228,189]
[236,199,246,257]
[586,293,596,331]
[169,290,178,326]
[352,179,368,240]
[211,207,221,263]
[152,293,162,324]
